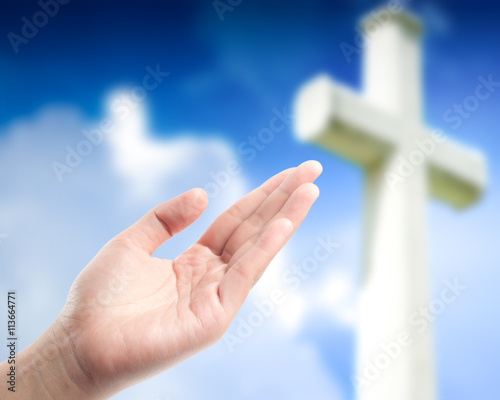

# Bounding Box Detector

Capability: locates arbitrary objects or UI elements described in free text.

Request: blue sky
[1,0,499,399]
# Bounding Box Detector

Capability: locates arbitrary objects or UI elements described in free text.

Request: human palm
[56,161,322,398]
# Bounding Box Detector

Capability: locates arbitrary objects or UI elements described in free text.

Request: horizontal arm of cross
[295,75,398,166]
[428,138,486,208]
[294,75,487,208]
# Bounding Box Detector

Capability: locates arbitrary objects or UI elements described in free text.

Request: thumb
[116,188,208,255]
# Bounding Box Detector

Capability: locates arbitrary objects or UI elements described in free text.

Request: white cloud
[251,242,358,336]
[105,91,246,203]
[316,270,358,326]
[159,329,345,400]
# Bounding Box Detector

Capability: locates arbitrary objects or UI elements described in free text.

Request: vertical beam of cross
[359,13,435,400]
[294,10,486,400]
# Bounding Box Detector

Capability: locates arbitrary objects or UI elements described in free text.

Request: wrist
[1,318,98,400]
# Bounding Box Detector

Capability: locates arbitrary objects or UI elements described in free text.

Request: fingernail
[190,188,208,208]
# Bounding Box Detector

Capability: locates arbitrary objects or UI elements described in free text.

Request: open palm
[57,161,322,398]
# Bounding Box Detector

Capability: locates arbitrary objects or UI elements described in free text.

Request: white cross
[294,10,486,400]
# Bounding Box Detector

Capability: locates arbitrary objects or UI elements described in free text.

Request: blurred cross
[294,10,486,400]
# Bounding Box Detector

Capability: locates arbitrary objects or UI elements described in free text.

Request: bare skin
[0,160,322,399]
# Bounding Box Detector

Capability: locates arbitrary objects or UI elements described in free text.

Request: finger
[116,188,208,255]
[218,218,293,315]
[220,160,322,261]
[197,167,295,255]
[228,182,320,270]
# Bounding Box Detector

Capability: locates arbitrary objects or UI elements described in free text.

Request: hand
[4,161,322,399]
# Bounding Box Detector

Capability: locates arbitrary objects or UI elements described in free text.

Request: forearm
[1,320,96,400]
